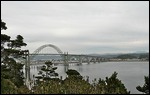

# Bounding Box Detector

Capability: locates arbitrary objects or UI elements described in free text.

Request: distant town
[90,52,149,62]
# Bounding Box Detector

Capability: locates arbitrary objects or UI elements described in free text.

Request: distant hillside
[115,53,149,59]
[88,53,123,58]
[89,53,149,59]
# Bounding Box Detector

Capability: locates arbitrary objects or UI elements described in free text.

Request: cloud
[1,1,149,54]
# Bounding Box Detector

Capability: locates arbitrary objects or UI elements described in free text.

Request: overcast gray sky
[1,1,149,54]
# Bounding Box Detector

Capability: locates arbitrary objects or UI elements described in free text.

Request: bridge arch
[30,44,63,60]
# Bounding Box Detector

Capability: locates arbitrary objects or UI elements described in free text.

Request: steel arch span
[30,44,63,60]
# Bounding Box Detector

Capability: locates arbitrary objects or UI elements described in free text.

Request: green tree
[1,19,7,30]
[136,76,149,94]
[116,54,136,59]
[35,61,59,83]
[1,19,27,89]
[66,69,82,79]
[97,71,130,94]
[33,69,130,94]
[1,78,19,94]
[105,72,130,94]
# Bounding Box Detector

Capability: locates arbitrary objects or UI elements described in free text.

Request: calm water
[28,61,149,94]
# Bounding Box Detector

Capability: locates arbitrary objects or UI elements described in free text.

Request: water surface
[28,61,149,94]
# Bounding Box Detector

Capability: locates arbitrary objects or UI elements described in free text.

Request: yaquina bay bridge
[23,44,106,89]
[29,44,106,65]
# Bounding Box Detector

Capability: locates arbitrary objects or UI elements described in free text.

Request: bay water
[27,61,149,94]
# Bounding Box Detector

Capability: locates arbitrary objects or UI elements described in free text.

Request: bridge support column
[87,57,90,64]
[97,58,100,63]
[79,56,82,64]
[64,52,69,65]
[23,50,31,90]
[93,58,96,63]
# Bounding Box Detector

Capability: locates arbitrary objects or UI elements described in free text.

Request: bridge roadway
[29,44,106,65]
[30,60,101,65]
[30,53,101,57]
[29,53,106,65]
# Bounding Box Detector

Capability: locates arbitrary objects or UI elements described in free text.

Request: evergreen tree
[105,72,130,94]
[66,69,83,80]
[35,61,59,83]
[1,19,27,88]
[136,76,149,94]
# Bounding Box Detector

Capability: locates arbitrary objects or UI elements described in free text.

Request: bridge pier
[22,50,31,90]
[87,57,90,64]
[64,52,69,65]
[96,58,101,63]
[79,56,82,64]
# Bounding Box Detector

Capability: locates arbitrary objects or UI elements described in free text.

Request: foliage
[139,54,149,59]
[1,19,7,30]
[97,72,130,94]
[35,61,59,83]
[2,70,130,94]
[18,85,32,94]
[66,69,82,79]
[116,54,137,59]
[1,78,31,94]
[33,70,130,94]
[136,76,149,94]
[1,19,27,93]
[1,78,19,94]
[66,69,80,76]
